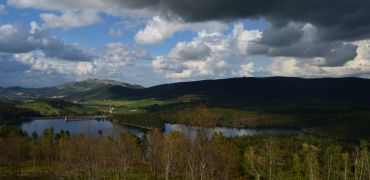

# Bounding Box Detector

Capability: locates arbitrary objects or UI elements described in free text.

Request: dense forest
[0,101,40,125]
[1,106,370,179]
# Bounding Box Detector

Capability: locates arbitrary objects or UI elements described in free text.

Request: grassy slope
[18,101,99,116]
[84,99,169,107]
[18,102,60,116]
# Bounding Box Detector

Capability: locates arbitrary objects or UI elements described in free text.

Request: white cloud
[7,0,153,27]
[321,40,370,77]
[108,28,123,37]
[135,15,227,45]
[29,21,42,34]
[0,24,18,39]
[264,39,370,78]
[40,10,102,29]
[7,0,114,11]
[135,16,186,45]
[235,63,254,77]
[232,23,262,55]
[13,52,94,76]
[0,40,157,86]
[101,42,151,68]
[0,23,95,61]
[152,24,262,80]
[169,42,211,61]
[76,62,95,75]
[268,58,324,77]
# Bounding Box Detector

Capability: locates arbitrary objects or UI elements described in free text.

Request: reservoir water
[21,119,301,138]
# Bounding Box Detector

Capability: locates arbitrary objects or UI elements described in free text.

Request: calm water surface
[164,123,301,137]
[20,119,145,137]
[21,119,301,138]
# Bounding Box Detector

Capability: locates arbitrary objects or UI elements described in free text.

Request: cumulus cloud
[152,24,261,79]
[235,63,254,77]
[135,15,227,45]
[40,10,102,29]
[6,0,370,86]
[29,21,42,34]
[108,28,123,37]
[0,54,30,73]
[76,62,95,75]
[135,16,186,45]
[8,0,370,45]
[268,58,325,77]
[0,23,95,61]
[12,52,95,75]
[0,52,95,87]
[232,23,262,55]
[7,0,115,11]
[247,23,358,66]
[265,39,370,78]
[0,24,18,39]
[112,0,370,42]
[169,42,211,61]
[101,42,151,67]
[7,0,154,21]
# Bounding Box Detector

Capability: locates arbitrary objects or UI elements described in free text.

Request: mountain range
[0,78,143,100]
[2,77,370,104]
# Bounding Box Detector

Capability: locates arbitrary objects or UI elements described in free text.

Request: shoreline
[24,117,362,142]
[30,116,104,120]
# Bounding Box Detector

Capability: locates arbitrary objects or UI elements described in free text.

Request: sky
[1,0,370,87]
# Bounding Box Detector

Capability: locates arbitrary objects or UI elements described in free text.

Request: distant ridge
[0,78,143,100]
[2,77,370,102]
[103,77,370,102]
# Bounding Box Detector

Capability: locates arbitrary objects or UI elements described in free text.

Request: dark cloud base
[119,0,370,41]
[116,0,370,66]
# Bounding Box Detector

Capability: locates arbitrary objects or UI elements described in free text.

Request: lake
[20,119,146,138]
[164,123,301,137]
[20,119,301,138]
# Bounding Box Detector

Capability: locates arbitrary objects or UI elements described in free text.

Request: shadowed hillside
[100,77,370,105]
[2,77,370,104]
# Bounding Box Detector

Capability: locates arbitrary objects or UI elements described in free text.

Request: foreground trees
[2,124,370,179]
[5,105,370,179]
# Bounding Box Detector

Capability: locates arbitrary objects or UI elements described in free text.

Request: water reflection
[20,119,145,138]
[164,123,301,137]
[21,119,301,139]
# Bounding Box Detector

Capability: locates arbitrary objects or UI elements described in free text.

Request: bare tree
[146,129,164,179]
[114,132,142,180]
[302,143,320,180]
[244,146,265,180]
[163,131,190,180]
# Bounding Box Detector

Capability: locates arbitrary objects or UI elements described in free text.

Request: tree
[302,143,320,180]
[30,132,42,170]
[342,152,349,180]
[145,129,164,179]
[114,132,142,180]
[292,152,304,180]
[58,135,96,179]
[0,133,29,178]
[264,137,279,180]
[244,146,265,180]
[40,127,56,170]
[95,135,115,179]
[208,133,240,179]
[163,131,190,180]
[323,145,342,180]
[193,105,215,180]
[354,140,370,180]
